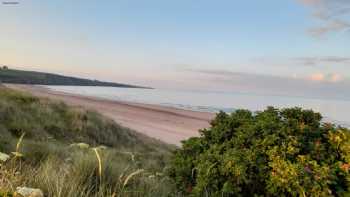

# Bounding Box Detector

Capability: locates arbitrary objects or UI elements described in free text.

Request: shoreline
[6,84,215,145]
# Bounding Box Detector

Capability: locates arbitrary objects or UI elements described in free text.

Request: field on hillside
[0,67,145,88]
[0,86,177,197]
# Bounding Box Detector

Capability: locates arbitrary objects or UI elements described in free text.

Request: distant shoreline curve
[6,84,215,145]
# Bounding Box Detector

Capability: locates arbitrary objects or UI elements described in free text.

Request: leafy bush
[169,107,350,196]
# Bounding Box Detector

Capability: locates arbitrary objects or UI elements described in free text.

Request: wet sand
[7,84,215,145]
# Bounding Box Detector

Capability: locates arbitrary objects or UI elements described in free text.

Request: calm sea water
[45,86,350,127]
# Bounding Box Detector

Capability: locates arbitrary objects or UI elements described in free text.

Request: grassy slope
[0,68,148,88]
[0,86,177,197]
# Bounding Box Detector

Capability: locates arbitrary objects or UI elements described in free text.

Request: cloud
[309,73,325,81]
[329,73,343,82]
[183,67,350,99]
[322,56,350,62]
[308,72,343,82]
[293,56,350,66]
[309,19,350,36]
[297,0,350,37]
[190,68,344,83]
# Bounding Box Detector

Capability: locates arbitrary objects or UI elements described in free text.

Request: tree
[168,107,350,196]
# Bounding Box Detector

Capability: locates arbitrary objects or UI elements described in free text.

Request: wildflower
[340,163,350,172]
[0,152,10,162]
[70,143,90,149]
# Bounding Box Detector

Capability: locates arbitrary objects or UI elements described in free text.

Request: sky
[0,0,349,99]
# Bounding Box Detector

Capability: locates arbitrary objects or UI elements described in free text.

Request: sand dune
[7,84,215,145]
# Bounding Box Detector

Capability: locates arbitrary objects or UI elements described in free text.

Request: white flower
[70,143,90,149]
[0,152,10,162]
[16,187,44,197]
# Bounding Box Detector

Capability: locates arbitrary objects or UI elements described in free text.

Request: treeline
[0,67,148,88]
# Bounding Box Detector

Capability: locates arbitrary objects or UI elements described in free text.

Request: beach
[6,84,215,145]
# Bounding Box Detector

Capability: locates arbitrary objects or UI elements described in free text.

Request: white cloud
[297,0,350,37]
[309,19,350,37]
[293,56,350,66]
[183,67,350,99]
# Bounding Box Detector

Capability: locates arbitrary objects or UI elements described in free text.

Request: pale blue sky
[0,0,349,98]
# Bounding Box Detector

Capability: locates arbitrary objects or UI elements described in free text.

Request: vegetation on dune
[0,67,148,88]
[2,85,350,196]
[169,107,350,196]
[0,87,175,196]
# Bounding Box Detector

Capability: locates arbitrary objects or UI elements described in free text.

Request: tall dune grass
[0,86,178,196]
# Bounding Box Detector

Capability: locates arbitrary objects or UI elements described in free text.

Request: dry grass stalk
[123,169,144,187]
[11,133,25,158]
[93,148,102,181]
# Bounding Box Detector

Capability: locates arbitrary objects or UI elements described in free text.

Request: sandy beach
[6,84,215,145]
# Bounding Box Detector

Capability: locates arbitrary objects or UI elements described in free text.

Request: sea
[45,86,350,128]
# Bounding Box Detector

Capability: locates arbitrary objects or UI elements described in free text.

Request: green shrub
[169,107,350,196]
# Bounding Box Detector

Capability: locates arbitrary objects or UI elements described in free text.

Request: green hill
[0,67,148,88]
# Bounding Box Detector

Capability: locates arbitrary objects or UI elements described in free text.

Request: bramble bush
[169,107,350,196]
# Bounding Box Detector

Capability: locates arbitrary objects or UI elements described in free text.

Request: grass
[0,86,178,197]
